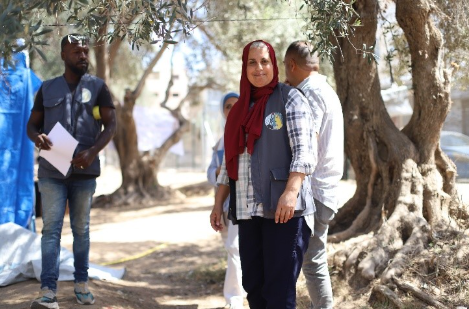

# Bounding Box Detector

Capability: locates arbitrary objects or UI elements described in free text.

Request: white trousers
[220,212,245,307]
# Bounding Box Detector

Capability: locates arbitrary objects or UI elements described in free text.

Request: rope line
[101,243,168,266]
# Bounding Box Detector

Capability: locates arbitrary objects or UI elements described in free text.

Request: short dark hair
[61,34,89,51]
[285,41,319,72]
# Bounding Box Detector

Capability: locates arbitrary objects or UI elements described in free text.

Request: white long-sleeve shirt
[298,74,344,212]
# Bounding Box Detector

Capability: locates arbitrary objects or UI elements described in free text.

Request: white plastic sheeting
[0,222,125,286]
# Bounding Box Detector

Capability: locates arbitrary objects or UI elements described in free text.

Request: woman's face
[246,47,274,88]
[223,97,238,119]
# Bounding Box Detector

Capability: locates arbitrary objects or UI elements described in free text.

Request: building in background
[443,90,469,135]
[104,47,225,173]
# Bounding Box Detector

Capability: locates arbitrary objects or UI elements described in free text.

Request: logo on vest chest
[264,112,283,130]
[81,88,92,103]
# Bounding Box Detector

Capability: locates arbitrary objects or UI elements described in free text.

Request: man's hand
[210,203,224,232]
[35,133,53,150]
[70,148,98,170]
[275,190,297,224]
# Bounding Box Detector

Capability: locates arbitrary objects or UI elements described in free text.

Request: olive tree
[302,0,469,304]
[1,0,210,205]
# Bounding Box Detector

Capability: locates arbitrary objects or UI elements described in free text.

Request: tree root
[328,134,382,243]
[380,221,429,283]
[393,277,448,309]
[369,284,404,309]
[330,161,432,283]
[92,183,177,208]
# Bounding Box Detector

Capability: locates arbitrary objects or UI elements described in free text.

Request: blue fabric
[0,52,42,228]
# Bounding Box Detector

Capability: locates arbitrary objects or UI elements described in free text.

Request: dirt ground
[1,167,467,309]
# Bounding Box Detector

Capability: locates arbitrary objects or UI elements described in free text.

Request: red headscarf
[224,40,279,180]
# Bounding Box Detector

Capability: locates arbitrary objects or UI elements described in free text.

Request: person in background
[210,40,317,309]
[207,92,246,309]
[27,34,117,309]
[284,40,344,309]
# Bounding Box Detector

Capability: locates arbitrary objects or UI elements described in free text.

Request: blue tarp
[0,51,42,228]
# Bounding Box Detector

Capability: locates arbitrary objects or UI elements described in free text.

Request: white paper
[39,122,79,176]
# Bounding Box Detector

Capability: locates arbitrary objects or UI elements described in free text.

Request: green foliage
[301,0,469,87]
[28,27,144,90]
[187,0,322,91]
[434,0,469,89]
[379,17,412,86]
[301,0,363,62]
[1,0,195,66]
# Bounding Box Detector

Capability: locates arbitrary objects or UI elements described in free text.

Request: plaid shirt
[217,87,317,220]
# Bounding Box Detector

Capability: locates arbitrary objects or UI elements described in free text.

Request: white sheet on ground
[0,222,125,286]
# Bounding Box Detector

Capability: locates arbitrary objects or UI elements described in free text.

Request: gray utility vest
[229,83,315,221]
[38,74,104,179]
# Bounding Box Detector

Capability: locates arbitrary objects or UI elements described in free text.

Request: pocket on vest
[270,167,306,211]
[43,97,65,127]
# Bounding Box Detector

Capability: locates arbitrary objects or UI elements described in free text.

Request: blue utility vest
[38,74,104,179]
[229,83,315,221]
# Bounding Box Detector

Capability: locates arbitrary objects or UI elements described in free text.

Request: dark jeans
[238,216,311,309]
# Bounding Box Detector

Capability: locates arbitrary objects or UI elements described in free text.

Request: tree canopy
[2,0,469,305]
[1,0,197,67]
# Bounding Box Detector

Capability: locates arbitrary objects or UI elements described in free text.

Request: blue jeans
[302,199,335,309]
[38,177,96,292]
[238,216,311,309]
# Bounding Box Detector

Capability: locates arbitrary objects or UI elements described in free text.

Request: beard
[69,62,89,76]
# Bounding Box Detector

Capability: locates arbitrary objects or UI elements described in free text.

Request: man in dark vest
[27,34,117,309]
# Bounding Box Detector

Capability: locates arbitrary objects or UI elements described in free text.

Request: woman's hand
[275,190,297,224]
[210,203,224,232]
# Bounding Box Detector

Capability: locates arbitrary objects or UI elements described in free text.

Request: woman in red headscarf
[210,40,317,309]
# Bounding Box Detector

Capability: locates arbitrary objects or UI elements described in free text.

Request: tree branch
[198,24,228,57]
[108,15,138,72]
[156,81,221,163]
[132,42,170,99]
[393,277,448,309]
[160,48,176,108]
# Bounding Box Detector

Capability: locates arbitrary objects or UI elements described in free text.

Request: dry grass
[189,257,227,286]
[399,227,469,308]
[296,227,469,308]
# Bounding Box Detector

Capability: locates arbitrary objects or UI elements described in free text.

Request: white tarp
[381,84,413,117]
[133,106,184,155]
[0,222,125,286]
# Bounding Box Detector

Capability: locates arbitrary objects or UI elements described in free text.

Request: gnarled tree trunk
[327,0,468,289]
[91,30,191,206]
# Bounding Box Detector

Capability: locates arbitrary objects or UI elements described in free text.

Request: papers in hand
[39,122,79,176]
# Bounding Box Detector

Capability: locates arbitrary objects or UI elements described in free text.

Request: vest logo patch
[82,88,92,103]
[264,112,283,130]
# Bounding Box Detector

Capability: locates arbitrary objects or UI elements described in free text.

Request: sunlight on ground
[95,166,209,196]
[95,165,469,206]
